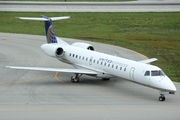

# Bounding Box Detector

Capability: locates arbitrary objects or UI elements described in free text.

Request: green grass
[0,12,180,82]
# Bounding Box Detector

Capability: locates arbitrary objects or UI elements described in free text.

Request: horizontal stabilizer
[6,66,97,75]
[16,16,70,21]
[138,58,158,64]
[51,16,70,21]
[16,17,48,21]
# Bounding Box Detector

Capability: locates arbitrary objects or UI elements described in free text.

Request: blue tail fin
[41,15,57,44]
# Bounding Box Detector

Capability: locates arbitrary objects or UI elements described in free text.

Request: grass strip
[0,12,180,82]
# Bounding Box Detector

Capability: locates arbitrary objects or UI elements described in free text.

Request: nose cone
[152,76,177,92]
[170,81,177,92]
[164,76,177,92]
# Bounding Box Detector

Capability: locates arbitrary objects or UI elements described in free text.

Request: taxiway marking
[0,38,13,41]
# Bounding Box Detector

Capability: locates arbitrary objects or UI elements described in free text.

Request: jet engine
[41,44,65,58]
[71,42,94,51]
[55,47,64,57]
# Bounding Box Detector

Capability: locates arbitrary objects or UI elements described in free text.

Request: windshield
[151,70,165,76]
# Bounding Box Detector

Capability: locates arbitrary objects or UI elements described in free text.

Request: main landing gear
[159,94,166,101]
[71,73,82,83]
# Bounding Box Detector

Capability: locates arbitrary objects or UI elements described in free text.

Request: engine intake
[56,47,64,57]
[87,46,94,51]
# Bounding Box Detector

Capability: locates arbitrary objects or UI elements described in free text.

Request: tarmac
[0,33,180,120]
[0,0,180,119]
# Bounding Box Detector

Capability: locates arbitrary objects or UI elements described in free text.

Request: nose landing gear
[159,94,166,101]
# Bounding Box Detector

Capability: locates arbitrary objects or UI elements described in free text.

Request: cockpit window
[144,71,150,76]
[151,70,165,76]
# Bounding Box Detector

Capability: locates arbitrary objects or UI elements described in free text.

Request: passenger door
[129,67,135,81]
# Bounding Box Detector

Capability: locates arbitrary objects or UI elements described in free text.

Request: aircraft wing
[6,66,97,75]
[138,58,158,64]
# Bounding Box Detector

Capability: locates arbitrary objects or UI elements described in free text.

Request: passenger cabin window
[120,67,122,70]
[93,60,95,63]
[76,55,78,58]
[151,70,165,76]
[82,57,84,60]
[73,54,75,57]
[79,56,81,59]
[144,71,150,76]
[69,53,71,56]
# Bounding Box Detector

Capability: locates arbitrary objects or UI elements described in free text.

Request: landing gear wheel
[71,74,81,83]
[159,95,165,101]
[163,97,166,101]
[74,79,79,83]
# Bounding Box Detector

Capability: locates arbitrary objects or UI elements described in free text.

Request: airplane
[6,15,176,101]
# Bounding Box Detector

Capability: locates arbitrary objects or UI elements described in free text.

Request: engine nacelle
[41,44,65,58]
[71,42,94,51]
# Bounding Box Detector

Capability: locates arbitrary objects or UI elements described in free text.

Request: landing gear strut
[71,73,82,83]
[159,94,166,101]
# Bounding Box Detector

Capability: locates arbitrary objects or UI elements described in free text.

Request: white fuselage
[56,44,176,93]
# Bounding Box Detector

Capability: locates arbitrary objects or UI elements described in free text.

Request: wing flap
[6,66,97,75]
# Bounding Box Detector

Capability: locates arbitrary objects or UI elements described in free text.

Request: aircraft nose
[167,78,177,92]
[171,82,177,92]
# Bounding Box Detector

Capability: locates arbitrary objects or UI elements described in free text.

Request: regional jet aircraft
[6,15,176,101]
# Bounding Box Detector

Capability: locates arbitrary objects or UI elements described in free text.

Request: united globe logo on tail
[47,25,57,43]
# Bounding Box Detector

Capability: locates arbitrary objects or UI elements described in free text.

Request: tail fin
[17,15,70,44]
[41,15,57,43]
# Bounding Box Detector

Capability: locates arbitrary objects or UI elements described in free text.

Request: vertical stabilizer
[41,15,57,44]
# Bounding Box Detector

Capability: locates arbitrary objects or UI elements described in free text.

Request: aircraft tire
[159,96,165,101]
[71,76,79,83]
